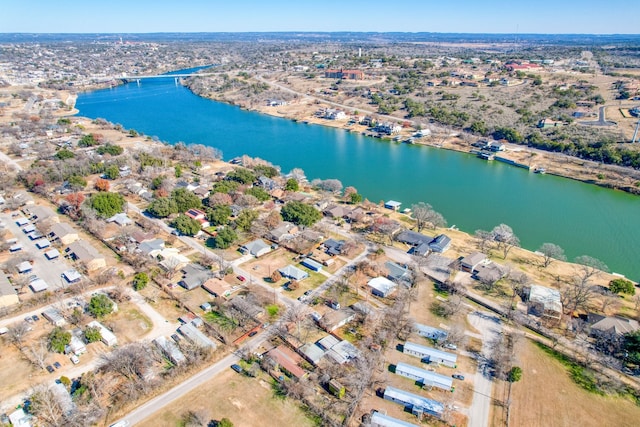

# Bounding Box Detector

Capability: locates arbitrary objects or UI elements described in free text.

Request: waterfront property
[527,284,563,319]
[403,341,457,368]
[383,385,445,419]
[394,362,454,391]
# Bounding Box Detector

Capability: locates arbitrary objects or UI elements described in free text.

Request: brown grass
[137,369,316,427]
[508,339,640,427]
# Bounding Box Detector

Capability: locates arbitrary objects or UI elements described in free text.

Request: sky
[0,0,637,34]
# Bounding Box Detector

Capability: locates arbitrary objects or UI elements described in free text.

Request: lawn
[138,369,316,427]
[505,338,640,427]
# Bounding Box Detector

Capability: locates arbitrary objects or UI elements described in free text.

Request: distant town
[1,33,640,427]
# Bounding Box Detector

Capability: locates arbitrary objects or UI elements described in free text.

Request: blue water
[76,76,640,280]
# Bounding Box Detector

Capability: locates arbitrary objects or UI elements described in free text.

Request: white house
[240,239,272,257]
[367,277,398,298]
[383,386,445,419]
[403,341,457,368]
[88,320,117,346]
[394,362,453,391]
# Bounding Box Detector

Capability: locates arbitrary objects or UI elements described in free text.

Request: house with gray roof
[154,336,186,365]
[179,263,212,290]
[322,238,344,256]
[138,238,165,257]
[414,323,448,342]
[278,265,309,281]
[394,362,453,391]
[589,315,640,336]
[403,341,457,368]
[386,261,412,285]
[240,239,272,257]
[429,234,451,253]
[383,386,444,419]
[460,252,489,272]
[371,411,418,427]
[49,222,79,245]
[178,323,217,349]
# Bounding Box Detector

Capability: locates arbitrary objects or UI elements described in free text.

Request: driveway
[467,310,503,427]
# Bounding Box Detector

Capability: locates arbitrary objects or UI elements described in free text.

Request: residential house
[42,308,66,327]
[154,336,186,365]
[460,252,489,272]
[23,205,59,224]
[396,231,433,254]
[371,412,418,427]
[87,321,117,346]
[193,186,210,198]
[537,118,566,128]
[29,279,49,293]
[321,238,344,256]
[403,341,457,368]
[368,277,398,298]
[386,261,412,285]
[299,343,326,366]
[394,362,453,391]
[67,240,106,271]
[106,212,132,226]
[0,273,19,308]
[375,122,402,135]
[269,222,299,242]
[325,340,359,365]
[67,334,87,356]
[138,238,165,258]
[202,278,232,299]
[230,296,265,319]
[527,284,563,319]
[383,386,445,419]
[415,323,448,342]
[323,205,351,219]
[267,345,306,378]
[159,252,190,272]
[319,308,356,332]
[279,265,309,281]
[384,200,402,211]
[178,323,217,349]
[49,222,79,245]
[129,230,156,245]
[184,208,210,228]
[421,255,455,284]
[240,239,272,257]
[588,314,640,336]
[179,263,212,290]
[473,262,506,284]
[429,234,451,253]
[257,176,279,191]
[324,108,347,120]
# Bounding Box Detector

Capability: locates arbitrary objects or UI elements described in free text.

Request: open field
[503,339,640,427]
[137,369,316,427]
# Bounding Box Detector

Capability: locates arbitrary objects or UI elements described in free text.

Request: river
[75,73,640,280]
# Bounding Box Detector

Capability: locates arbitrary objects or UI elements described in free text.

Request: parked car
[248,331,258,337]
[32,314,40,322]
[230,364,243,373]
[452,374,465,380]
[237,275,246,282]
[53,362,62,369]
[304,290,312,296]
[46,365,55,373]
[70,355,80,365]
[443,343,457,350]
[171,334,181,343]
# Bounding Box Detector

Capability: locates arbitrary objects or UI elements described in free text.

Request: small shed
[384,200,402,211]
[36,239,51,249]
[62,269,82,283]
[29,279,49,293]
[18,261,33,274]
[300,258,323,272]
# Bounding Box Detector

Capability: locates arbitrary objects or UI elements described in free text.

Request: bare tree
[411,202,446,231]
[474,229,492,253]
[7,322,30,347]
[538,243,567,268]
[180,409,210,427]
[29,385,66,427]
[491,224,520,259]
[574,255,609,283]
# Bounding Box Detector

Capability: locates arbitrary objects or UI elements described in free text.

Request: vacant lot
[507,339,640,427]
[138,369,316,427]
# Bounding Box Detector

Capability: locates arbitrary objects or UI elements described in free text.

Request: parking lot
[1,212,78,291]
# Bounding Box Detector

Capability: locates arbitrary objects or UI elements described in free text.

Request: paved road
[580,105,616,127]
[467,311,503,427]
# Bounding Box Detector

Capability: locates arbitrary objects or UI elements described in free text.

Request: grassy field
[505,339,640,427]
[138,369,316,427]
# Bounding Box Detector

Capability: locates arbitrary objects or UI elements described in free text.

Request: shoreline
[182,80,640,197]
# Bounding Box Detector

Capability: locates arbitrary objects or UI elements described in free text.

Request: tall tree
[538,243,566,267]
[491,224,520,259]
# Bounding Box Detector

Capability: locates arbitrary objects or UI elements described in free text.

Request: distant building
[324,68,364,80]
[49,222,79,245]
[319,308,356,332]
[267,345,306,378]
[588,314,640,336]
[460,252,489,272]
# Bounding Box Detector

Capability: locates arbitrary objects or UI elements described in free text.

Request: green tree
[226,168,256,184]
[133,272,149,291]
[244,187,270,201]
[49,327,71,353]
[172,214,202,236]
[281,201,321,227]
[174,164,182,178]
[171,187,202,212]
[84,326,102,343]
[493,127,523,144]
[609,278,635,295]
[67,175,87,190]
[253,165,279,178]
[96,144,124,156]
[211,180,239,194]
[469,121,488,136]
[507,366,523,382]
[213,227,237,249]
[88,294,114,319]
[235,209,259,231]
[349,192,363,204]
[151,176,165,190]
[217,418,234,427]
[207,204,232,226]
[624,330,640,366]
[284,178,299,192]
[78,134,99,147]
[147,197,178,218]
[90,192,125,218]
[55,148,75,160]
[104,164,120,179]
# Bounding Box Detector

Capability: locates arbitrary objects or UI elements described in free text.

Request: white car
[70,355,79,364]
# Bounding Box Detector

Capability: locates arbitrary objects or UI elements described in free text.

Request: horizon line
[1,31,639,36]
